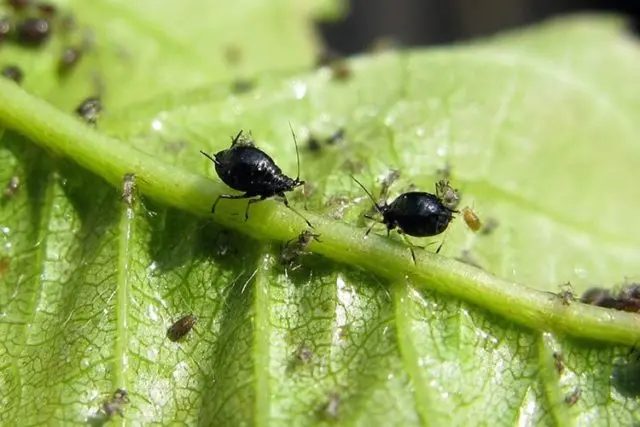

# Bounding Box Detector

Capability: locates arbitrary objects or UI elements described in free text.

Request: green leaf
[2,11,640,427]
[1,0,334,111]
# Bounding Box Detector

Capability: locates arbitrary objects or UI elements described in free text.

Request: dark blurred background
[318,0,640,53]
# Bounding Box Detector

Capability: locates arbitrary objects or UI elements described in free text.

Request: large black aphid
[352,175,457,261]
[200,127,312,227]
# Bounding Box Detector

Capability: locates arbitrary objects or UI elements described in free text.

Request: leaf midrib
[0,62,639,350]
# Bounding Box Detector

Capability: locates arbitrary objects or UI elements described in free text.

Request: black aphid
[167,314,197,342]
[352,175,457,262]
[58,46,83,74]
[280,229,321,268]
[200,127,313,227]
[101,388,129,419]
[75,96,101,124]
[15,17,51,46]
[2,65,23,84]
[3,175,20,198]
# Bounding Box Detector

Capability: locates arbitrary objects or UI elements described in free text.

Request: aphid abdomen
[215,146,284,194]
[385,192,453,237]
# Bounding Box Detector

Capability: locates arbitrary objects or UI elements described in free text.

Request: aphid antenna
[350,175,383,214]
[230,130,244,146]
[199,150,220,166]
[288,122,302,181]
[285,203,314,229]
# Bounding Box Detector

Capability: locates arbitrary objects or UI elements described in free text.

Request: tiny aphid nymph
[200,126,312,227]
[101,388,129,419]
[435,179,460,210]
[75,96,101,125]
[280,229,321,268]
[167,314,197,342]
[3,175,20,198]
[462,206,482,232]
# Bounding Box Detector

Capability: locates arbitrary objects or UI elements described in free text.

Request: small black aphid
[200,127,313,228]
[580,287,621,309]
[352,175,457,262]
[58,46,83,74]
[75,96,101,124]
[101,388,129,419]
[2,65,23,84]
[3,175,20,198]
[15,17,51,46]
[281,229,321,268]
[122,173,136,207]
[167,314,197,342]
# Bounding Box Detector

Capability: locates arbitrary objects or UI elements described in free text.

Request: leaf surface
[1,8,640,427]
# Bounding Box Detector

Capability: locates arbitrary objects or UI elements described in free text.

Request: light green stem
[0,79,637,347]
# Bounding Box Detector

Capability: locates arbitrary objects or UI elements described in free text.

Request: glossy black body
[16,18,51,46]
[214,143,298,198]
[201,130,311,226]
[382,191,454,237]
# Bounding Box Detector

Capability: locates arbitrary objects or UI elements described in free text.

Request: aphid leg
[399,233,424,265]
[211,193,254,214]
[245,196,268,221]
[280,193,314,228]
